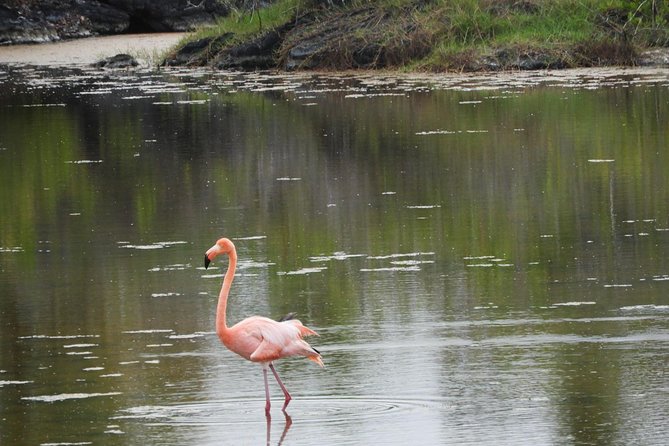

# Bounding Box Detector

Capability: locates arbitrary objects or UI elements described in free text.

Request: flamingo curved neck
[216,247,237,340]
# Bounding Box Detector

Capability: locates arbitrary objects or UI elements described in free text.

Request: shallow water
[1,63,669,446]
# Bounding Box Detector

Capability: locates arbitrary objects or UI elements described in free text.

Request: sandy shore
[0,33,188,66]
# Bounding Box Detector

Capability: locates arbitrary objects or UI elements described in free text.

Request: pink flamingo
[204,237,323,415]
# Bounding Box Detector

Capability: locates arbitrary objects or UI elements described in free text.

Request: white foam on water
[552,301,596,306]
[0,246,24,253]
[463,255,495,260]
[0,380,33,387]
[66,351,92,356]
[168,333,208,339]
[148,263,190,272]
[278,267,327,275]
[120,240,188,250]
[360,266,421,272]
[123,329,173,334]
[176,99,209,105]
[619,304,669,312]
[588,159,615,163]
[234,235,267,240]
[368,252,435,260]
[310,252,366,262]
[65,160,103,164]
[63,344,98,348]
[276,177,302,181]
[23,392,121,402]
[100,373,123,378]
[466,263,494,268]
[416,130,457,135]
[83,367,104,372]
[41,442,92,446]
[390,260,435,266]
[150,292,182,298]
[406,205,441,209]
[19,334,100,340]
[604,284,633,288]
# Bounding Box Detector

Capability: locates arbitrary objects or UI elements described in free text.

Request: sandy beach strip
[0,33,188,66]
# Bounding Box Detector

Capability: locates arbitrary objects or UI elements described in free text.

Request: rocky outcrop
[0,0,231,45]
[93,53,139,69]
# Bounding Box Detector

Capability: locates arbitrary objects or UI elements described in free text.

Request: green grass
[411,0,642,70]
[187,0,302,43]
[170,0,669,71]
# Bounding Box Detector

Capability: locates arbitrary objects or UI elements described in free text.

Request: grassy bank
[169,0,669,71]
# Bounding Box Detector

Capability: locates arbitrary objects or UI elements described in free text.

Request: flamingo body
[204,237,323,415]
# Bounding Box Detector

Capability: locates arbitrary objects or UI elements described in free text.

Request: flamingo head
[204,237,235,269]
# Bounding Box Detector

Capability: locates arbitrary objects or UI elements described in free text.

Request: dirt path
[0,33,188,66]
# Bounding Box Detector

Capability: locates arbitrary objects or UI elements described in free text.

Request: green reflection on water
[0,68,668,445]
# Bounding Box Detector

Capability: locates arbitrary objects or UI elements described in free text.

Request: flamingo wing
[232,317,322,366]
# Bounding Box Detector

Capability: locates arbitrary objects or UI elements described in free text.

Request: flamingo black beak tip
[204,255,211,269]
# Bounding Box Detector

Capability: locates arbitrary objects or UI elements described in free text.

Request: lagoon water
[1,63,668,445]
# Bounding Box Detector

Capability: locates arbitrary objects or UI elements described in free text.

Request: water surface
[1,64,668,445]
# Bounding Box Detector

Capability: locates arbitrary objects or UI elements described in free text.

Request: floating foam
[0,246,23,253]
[150,292,181,298]
[368,252,434,260]
[120,241,188,250]
[123,329,173,334]
[360,266,421,272]
[234,235,267,240]
[23,392,121,402]
[552,301,596,306]
[63,344,98,349]
[588,159,615,163]
[278,267,327,275]
[619,304,669,312]
[65,160,103,164]
[19,334,100,340]
[148,264,190,272]
[0,380,32,387]
[168,333,207,339]
[41,442,92,446]
[310,252,366,262]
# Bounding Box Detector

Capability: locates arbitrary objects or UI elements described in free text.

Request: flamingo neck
[216,247,237,340]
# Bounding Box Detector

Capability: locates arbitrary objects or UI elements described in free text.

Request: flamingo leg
[269,363,292,412]
[263,367,271,416]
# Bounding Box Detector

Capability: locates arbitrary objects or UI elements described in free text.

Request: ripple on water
[114,395,450,427]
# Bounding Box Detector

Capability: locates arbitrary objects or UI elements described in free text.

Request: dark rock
[93,53,139,69]
[0,0,232,45]
[163,34,234,66]
[216,26,287,70]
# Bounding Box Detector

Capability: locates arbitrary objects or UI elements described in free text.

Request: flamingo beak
[204,254,211,269]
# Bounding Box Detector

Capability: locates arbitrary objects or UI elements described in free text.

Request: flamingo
[204,237,323,415]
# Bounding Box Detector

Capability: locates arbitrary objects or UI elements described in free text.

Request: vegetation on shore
[165,0,669,71]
